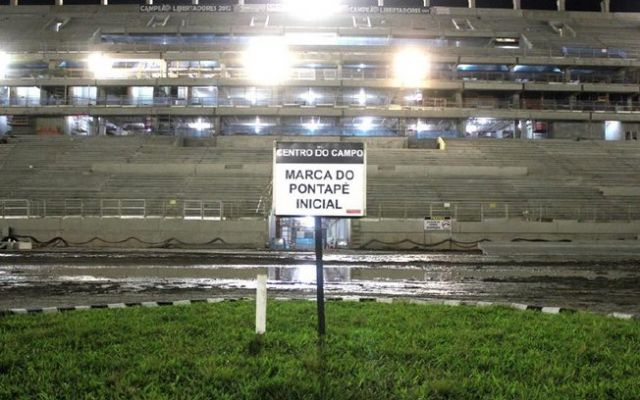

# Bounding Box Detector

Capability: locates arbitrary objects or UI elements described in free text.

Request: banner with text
[273,142,366,217]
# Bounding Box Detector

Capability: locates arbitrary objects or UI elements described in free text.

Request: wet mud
[1,250,639,314]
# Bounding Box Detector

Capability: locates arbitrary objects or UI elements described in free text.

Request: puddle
[0,251,639,313]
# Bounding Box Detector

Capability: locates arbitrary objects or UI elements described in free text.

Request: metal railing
[0,198,261,220]
[4,198,640,223]
[369,200,640,222]
[100,199,146,219]
[183,200,223,220]
[4,93,640,114]
[0,199,31,219]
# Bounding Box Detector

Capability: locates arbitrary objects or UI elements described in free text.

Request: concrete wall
[4,216,640,250]
[550,121,604,140]
[0,217,268,248]
[357,218,640,249]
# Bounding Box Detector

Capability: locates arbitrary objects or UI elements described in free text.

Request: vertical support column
[423,0,430,6]
[512,93,520,109]
[238,0,244,5]
[564,67,572,83]
[601,0,610,13]
[557,0,565,11]
[55,0,63,5]
[10,0,18,5]
[213,116,221,136]
[513,0,521,10]
[468,0,476,8]
[378,0,383,6]
[397,118,407,137]
[193,0,199,4]
[569,93,577,111]
[514,119,521,139]
[101,0,108,5]
[97,87,107,106]
[95,117,106,136]
[456,119,467,137]
[455,92,463,107]
[146,0,152,5]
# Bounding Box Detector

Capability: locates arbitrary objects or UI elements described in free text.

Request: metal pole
[315,216,326,336]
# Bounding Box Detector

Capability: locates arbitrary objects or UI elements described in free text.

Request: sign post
[314,216,326,335]
[273,142,366,336]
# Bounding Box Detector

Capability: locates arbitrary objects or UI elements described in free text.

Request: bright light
[404,91,423,102]
[283,0,342,19]
[356,89,367,106]
[249,117,273,134]
[0,52,9,78]
[299,89,320,105]
[245,88,263,105]
[356,117,374,132]
[243,37,293,85]
[303,118,323,132]
[188,118,212,131]
[415,119,430,132]
[393,48,430,87]
[87,53,114,79]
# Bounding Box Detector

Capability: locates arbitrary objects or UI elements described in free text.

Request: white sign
[273,142,366,217]
[424,218,452,231]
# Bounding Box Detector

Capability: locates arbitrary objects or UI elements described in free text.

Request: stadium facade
[2,0,640,250]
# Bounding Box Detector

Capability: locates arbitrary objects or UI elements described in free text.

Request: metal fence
[3,198,640,223]
[368,200,640,222]
[0,198,260,220]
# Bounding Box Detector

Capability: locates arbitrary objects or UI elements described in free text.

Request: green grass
[1,301,639,399]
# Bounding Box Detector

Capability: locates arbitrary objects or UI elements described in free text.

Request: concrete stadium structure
[2,0,640,250]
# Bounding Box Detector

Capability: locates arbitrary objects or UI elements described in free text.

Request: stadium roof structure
[0,0,639,139]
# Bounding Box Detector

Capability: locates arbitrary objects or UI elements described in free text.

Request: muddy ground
[1,250,639,314]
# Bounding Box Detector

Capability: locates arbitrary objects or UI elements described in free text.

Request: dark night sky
[3,0,640,12]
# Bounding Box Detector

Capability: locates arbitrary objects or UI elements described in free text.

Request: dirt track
[1,250,639,314]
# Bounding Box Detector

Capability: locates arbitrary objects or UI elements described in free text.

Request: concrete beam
[557,0,565,11]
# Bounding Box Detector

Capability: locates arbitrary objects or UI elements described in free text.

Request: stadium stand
[2,0,640,249]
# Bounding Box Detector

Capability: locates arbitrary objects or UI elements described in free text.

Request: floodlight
[87,52,114,79]
[303,117,323,132]
[245,88,263,105]
[356,89,367,106]
[0,52,9,79]
[249,116,272,134]
[393,48,430,87]
[188,118,212,131]
[300,89,320,105]
[356,117,374,132]
[283,0,342,20]
[243,37,293,85]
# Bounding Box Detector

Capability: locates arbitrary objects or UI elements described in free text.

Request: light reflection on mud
[0,251,639,314]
